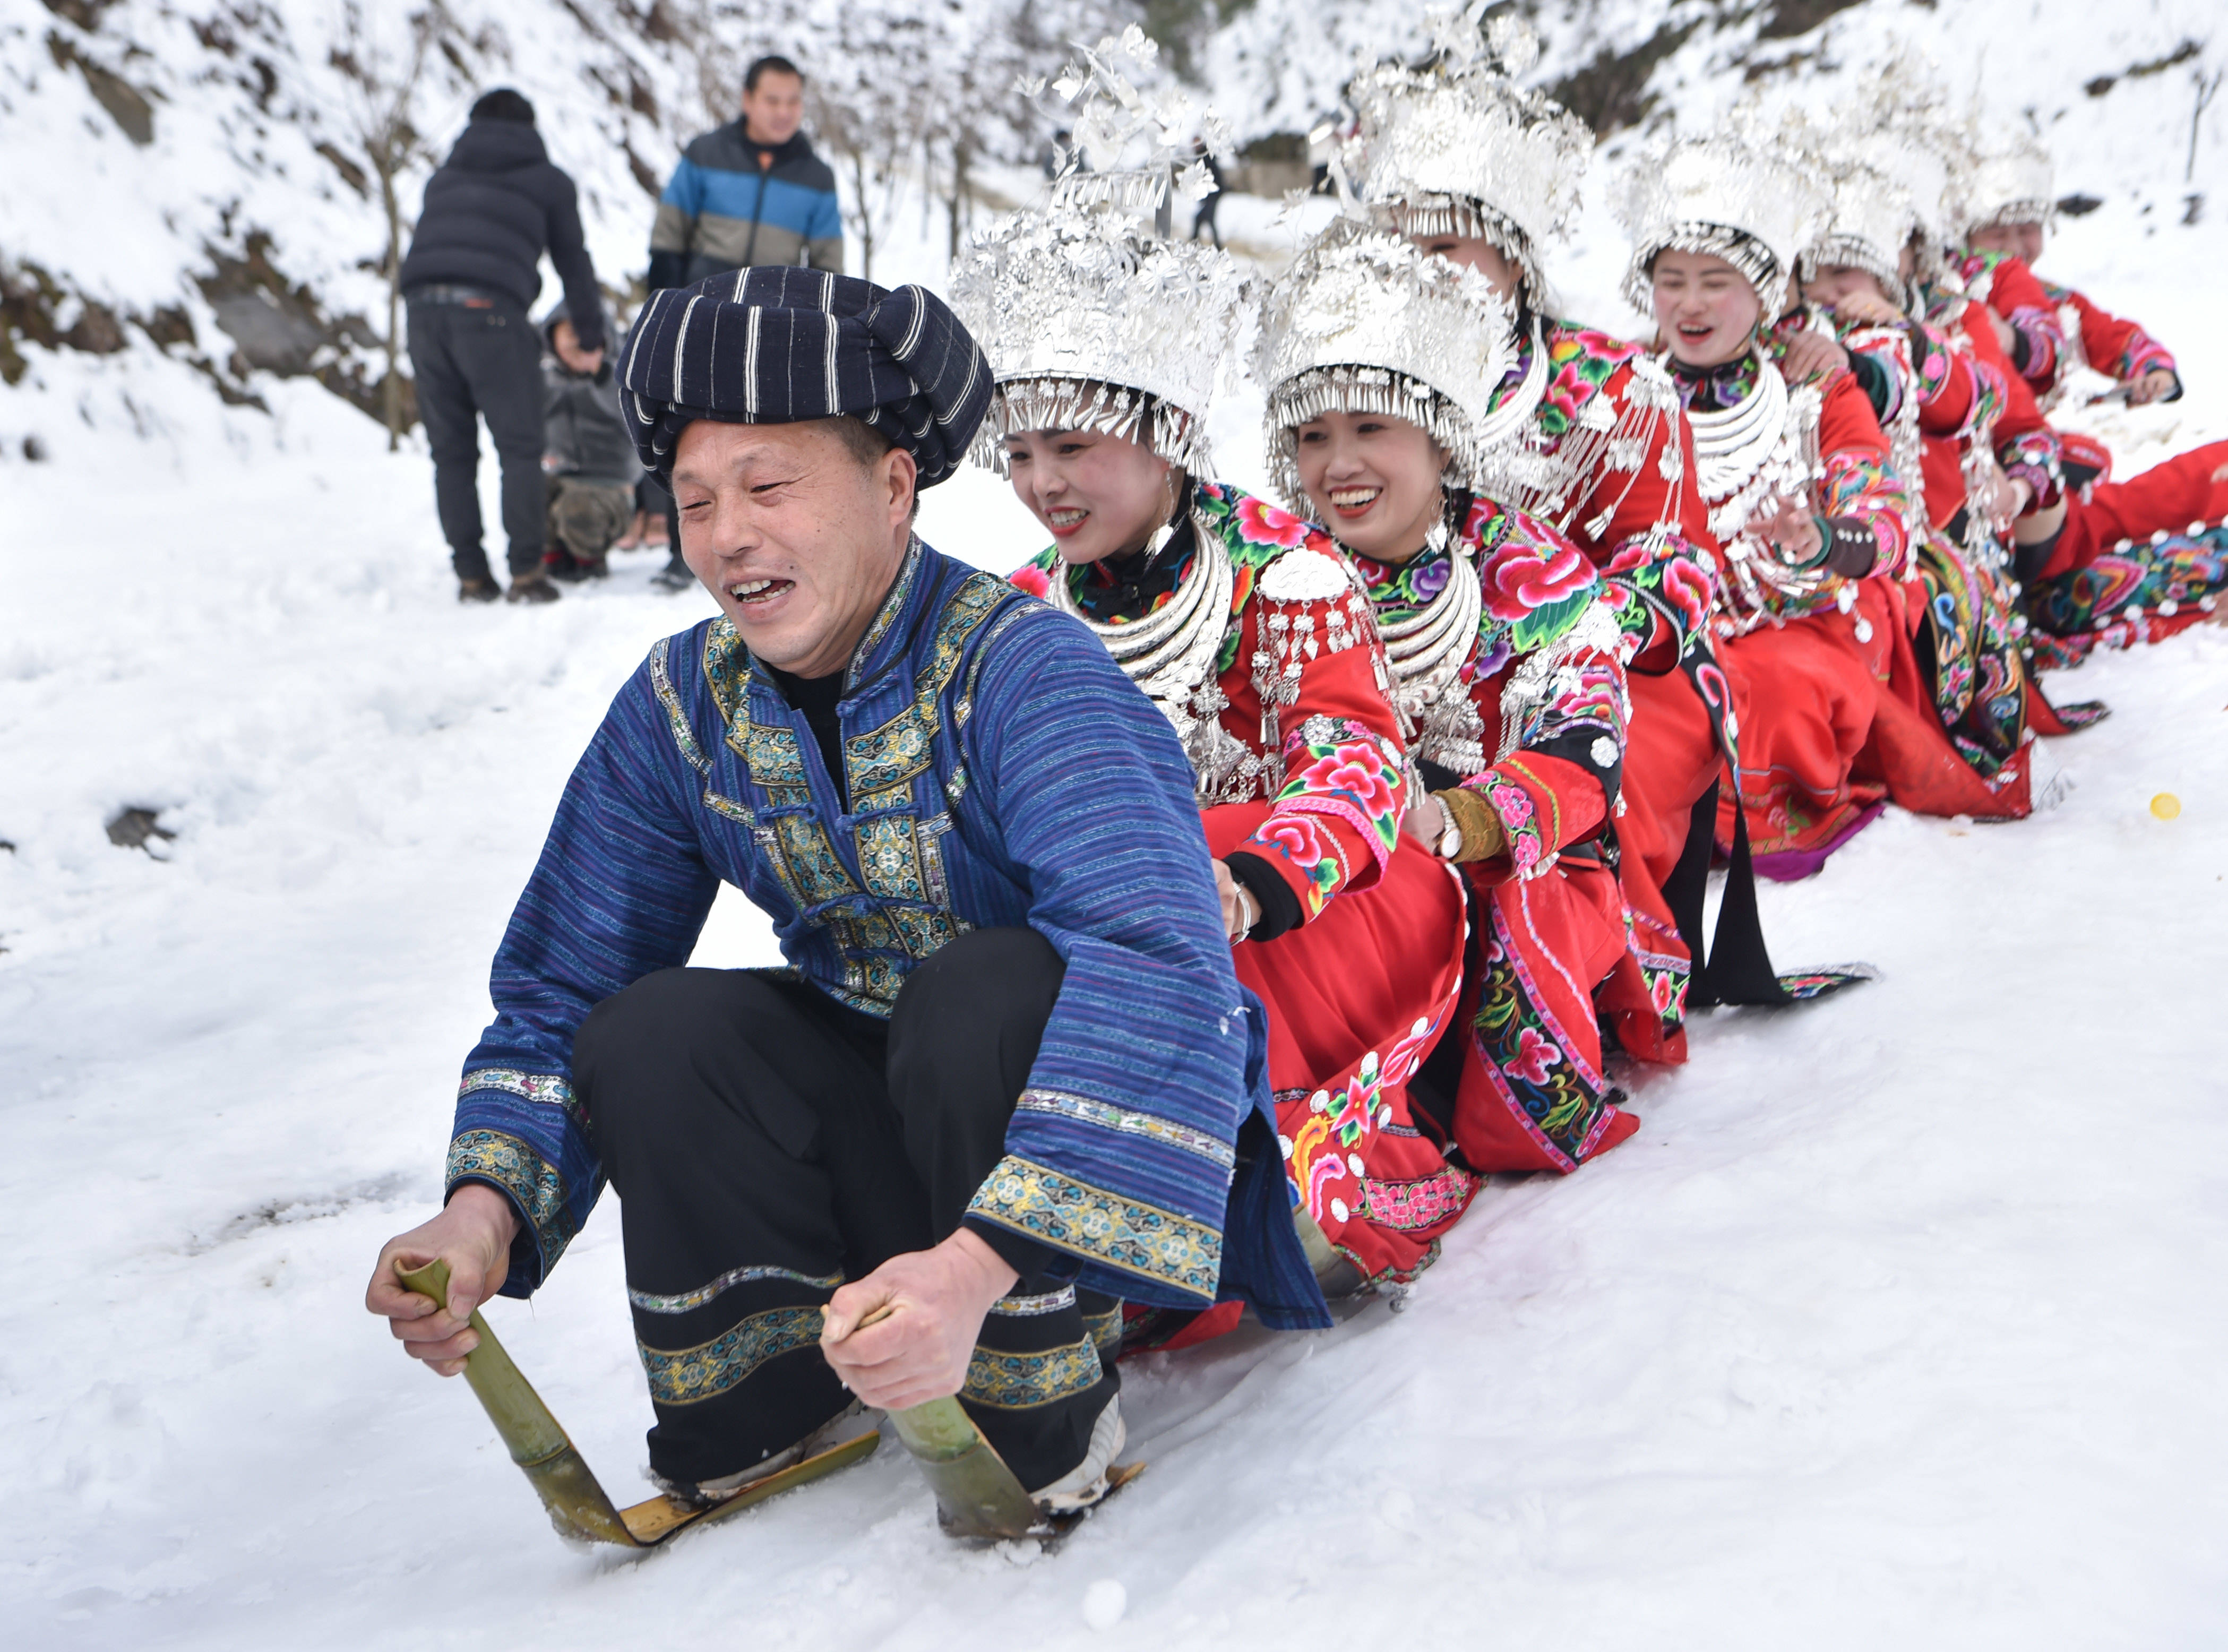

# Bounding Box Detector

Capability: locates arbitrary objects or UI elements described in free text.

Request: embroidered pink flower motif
[1257,815,1327,868]
[1479,542,1594,619]
[1235,495,1313,549]
[1509,1025,1563,1087]
[1484,776,1535,828]
[1010,564,1052,600]
[1296,745,1398,820]
[1649,970,1678,1014]
[1603,540,1652,577]
[1662,556,1715,633]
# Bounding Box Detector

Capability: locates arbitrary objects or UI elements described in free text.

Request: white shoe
[658,1400,879,1507]
[1028,1394,1126,1514]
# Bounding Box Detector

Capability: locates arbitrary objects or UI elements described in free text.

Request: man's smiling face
[671,418,917,679]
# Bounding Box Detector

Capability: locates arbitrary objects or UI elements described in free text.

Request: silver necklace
[1050,506,1235,766]
[1687,351,1790,502]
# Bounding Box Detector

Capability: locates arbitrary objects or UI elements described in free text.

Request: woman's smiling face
[1003,425,1176,566]
[1289,409,1448,564]
[1651,247,1764,368]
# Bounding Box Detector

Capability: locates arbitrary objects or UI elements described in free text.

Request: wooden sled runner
[395,1259,1136,1547]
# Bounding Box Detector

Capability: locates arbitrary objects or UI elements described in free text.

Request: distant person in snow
[643,54,842,591]
[537,301,639,583]
[1188,139,1225,250]
[399,88,606,605]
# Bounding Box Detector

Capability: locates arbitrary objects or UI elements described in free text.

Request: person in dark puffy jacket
[537,299,639,583]
[400,88,606,604]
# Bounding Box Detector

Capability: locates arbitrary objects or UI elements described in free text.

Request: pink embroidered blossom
[1009,564,1052,600]
[1257,815,1328,868]
[1509,1025,1563,1086]
[1234,495,1313,549]
[1662,556,1715,634]
[1295,746,1399,821]
[1480,543,1594,619]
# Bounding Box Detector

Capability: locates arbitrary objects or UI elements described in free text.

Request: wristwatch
[1434,795,1463,862]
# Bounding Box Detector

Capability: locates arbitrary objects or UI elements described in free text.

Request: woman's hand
[1212,858,1258,943]
[1402,791,1451,850]
[1752,494,1826,567]
[1981,462,2031,533]
[2127,367,2179,406]
[1778,329,1850,385]
[1832,290,1904,327]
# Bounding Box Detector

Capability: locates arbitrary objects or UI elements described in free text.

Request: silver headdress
[1340,6,1592,304]
[1778,109,1926,300]
[1824,49,1967,287]
[951,210,1244,475]
[1256,222,1519,507]
[952,28,1243,476]
[1958,131,2055,237]
[1614,130,1830,313]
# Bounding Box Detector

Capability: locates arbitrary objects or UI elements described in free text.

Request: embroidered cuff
[445,1127,577,1293]
[1432,786,1506,865]
[966,1155,1223,1304]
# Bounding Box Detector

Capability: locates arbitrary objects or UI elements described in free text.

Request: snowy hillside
[4,0,2228,1646]
[6,0,2225,456]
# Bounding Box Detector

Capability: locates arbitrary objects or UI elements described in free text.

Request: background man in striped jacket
[645,56,845,590]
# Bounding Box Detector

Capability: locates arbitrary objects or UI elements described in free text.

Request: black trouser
[406,298,545,582]
[572,927,1120,1491]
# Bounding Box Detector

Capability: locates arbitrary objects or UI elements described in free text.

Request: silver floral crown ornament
[1613,124,1831,313]
[1958,130,2055,238]
[1341,5,1591,303]
[1255,221,1520,507]
[950,27,1244,476]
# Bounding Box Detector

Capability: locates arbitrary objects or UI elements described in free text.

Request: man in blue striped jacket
[366,270,1326,1521]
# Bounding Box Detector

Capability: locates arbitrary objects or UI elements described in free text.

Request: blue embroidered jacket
[448,540,1329,1330]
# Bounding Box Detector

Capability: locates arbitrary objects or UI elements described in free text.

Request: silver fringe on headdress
[1340,6,1590,306]
[953,29,1242,477]
[1958,131,2055,237]
[1613,130,1830,313]
[1255,222,1518,507]
[1779,109,1925,304]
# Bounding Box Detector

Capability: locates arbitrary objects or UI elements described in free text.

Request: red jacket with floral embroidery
[1487,320,1719,674]
[1354,494,1628,885]
[2038,280,2179,397]
[1837,314,2005,534]
[1014,480,1409,927]
[1753,316,1920,591]
[1956,249,2067,401]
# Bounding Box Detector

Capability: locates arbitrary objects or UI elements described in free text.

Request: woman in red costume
[1953,132,2228,662]
[1618,133,1922,880]
[1795,127,2087,813]
[953,196,1468,1313]
[1259,223,1641,1194]
[1336,22,1729,1058]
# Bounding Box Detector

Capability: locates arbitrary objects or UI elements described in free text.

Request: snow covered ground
[7,4,2228,1646]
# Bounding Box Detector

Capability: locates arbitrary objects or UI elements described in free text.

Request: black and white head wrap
[617,267,991,487]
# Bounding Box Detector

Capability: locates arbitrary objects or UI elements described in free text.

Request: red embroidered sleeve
[1814,373,1917,579]
[1224,549,1407,922]
[1563,359,1720,675]
[2066,289,2178,385]
[1966,252,2064,394]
